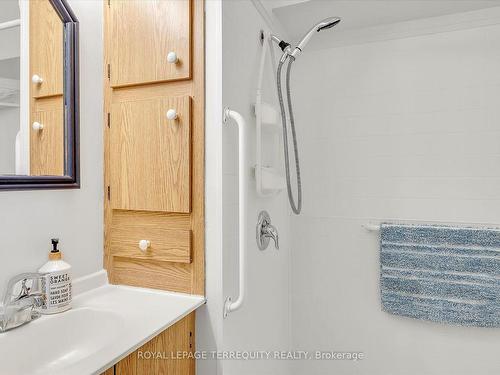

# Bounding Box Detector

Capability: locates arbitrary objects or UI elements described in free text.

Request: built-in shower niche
[253,100,285,197]
[254,32,286,198]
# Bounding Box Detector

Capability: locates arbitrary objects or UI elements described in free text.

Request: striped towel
[380,223,500,327]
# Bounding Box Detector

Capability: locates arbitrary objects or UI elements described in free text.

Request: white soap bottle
[38,238,72,314]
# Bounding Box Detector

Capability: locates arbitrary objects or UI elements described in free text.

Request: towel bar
[362,223,380,232]
[362,221,500,232]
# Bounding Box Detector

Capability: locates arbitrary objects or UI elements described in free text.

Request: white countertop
[0,271,205,375]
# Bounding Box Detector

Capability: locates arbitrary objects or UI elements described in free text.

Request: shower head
[290,17,341,58]
[317,17,342,32]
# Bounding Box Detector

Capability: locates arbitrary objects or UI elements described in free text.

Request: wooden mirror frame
[0,0,79,191]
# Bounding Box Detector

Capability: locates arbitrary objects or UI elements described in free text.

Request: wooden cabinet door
[109,0,192,87]
[110,96,191,213]
[30,100,64,176]
[30,0,63,98]
[115,313,195,375]
[100,368,114,375]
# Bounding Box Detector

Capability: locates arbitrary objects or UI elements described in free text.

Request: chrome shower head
[290,17,341,58]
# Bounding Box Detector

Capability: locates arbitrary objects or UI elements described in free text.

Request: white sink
[0,308,123,375]
[0,271,205,375]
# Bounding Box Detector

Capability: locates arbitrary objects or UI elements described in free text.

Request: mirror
[0,0,79,190]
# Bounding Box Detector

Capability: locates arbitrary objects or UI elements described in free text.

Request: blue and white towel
[380,223,500,327]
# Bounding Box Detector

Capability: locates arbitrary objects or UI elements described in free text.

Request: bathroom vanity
[0,271,204,375]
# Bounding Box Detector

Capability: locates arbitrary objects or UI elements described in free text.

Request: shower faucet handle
[256,211,279,250]
[263,223,279,250]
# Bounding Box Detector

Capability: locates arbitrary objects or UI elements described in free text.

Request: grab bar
[223,107,247,318]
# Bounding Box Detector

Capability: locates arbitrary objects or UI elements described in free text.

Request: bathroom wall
[222,1,292,374]
[291,14,500,375]
[0,0,103,291]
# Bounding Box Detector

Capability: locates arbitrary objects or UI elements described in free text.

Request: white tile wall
[290,21,500,375]
[222,2,291,375]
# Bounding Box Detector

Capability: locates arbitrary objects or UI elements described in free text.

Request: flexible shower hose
[277,55,302,214]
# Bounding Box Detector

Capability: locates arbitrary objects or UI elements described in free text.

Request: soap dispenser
[38,238,72,314]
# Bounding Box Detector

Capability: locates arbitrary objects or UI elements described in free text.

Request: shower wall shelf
[253,101,279,130]
[255,30,285,197]
[255,166,285,195]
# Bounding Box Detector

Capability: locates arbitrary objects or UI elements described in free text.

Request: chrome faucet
[0,273,46,332]
[256,211,279,250]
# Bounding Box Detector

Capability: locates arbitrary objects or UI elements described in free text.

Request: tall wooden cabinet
[104,0,204,294]
[103,0,204,373]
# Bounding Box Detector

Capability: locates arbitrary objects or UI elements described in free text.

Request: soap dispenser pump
[38,238,72,314]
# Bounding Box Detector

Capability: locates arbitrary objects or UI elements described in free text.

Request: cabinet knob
[138,240,151,252]
[32,122,44,131]
[166,109,178,120]
[31,74,43,84]
[167,51,178,64]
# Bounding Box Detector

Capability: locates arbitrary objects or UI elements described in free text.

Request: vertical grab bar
[223,107,247,318]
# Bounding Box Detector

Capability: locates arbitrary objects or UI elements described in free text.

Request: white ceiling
[273,0,500,42]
